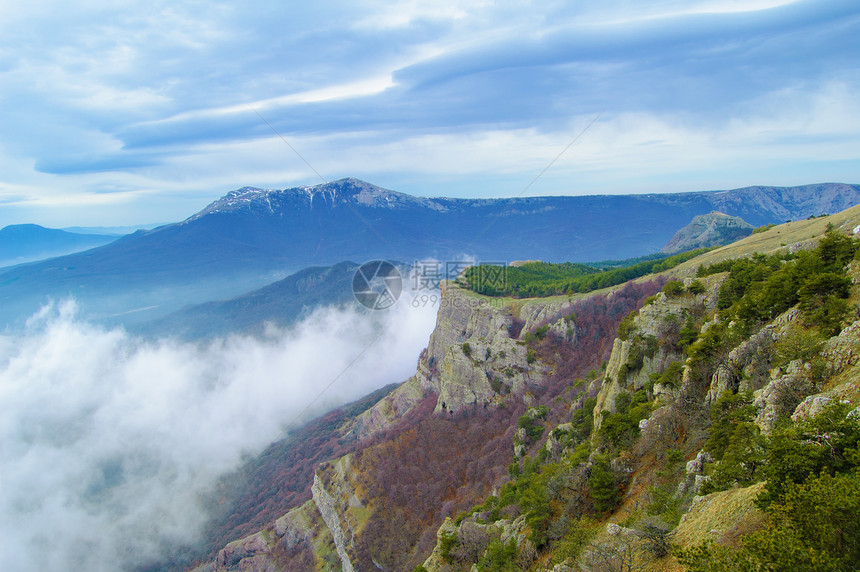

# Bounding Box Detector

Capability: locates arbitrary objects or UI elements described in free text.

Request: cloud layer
[0,298,437,571]
[0,0,858,226]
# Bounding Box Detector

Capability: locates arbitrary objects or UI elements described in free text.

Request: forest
[462,249,709,298]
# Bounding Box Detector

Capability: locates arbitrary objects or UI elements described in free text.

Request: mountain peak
[662,211,755,254]
[186,178,429,222]
[296,177,390,198]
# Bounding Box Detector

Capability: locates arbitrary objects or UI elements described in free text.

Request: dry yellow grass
[672,482,767,549]
[666,205,860,278]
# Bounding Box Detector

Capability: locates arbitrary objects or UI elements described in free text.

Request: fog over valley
[0,297,437,571]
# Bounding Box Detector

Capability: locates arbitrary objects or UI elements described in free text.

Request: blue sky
[0,0,858,227]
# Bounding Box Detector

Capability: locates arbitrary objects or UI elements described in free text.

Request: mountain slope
[0,224,119,268]
[0,179,858,327]
[189,205,860,571]
[135,262,361,339]
[661,211,754,254]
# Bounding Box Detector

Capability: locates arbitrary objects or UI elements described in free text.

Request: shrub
[704,391,757,460]
[752,223,776,234]
[597,389,652,450]
[677,471,860,571]
[774,324,825,367]
[571,397,597,442]
[588,456,620,512]
[700,391,766,494]
[656,361,683,389]
[439,531,458,563]
[517,413,545,442]
[646,485,683,526]
[678,316,699,349]
[552,518,596,565]
[617,310,638,341]
[687,279,706,295]
[477,539,518,571]
[637,519,672,558]
[662,280,685,296]
[757,401,860,507]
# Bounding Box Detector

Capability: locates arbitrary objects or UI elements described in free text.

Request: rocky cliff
[192,280,591,570]
[416,210,860,571]
[194,206,860,572]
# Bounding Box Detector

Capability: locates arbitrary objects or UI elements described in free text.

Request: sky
[0,0,858,227]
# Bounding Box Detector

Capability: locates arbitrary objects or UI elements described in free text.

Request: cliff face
[195,208,860,572]
[346,283,567,441]
[415,214,860,571]
[594,276,721,431]
[194,282,580,570]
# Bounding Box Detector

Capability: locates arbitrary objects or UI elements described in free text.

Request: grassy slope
[667,206,860,276]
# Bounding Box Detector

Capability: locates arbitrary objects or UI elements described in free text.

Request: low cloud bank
[0,296,437,571]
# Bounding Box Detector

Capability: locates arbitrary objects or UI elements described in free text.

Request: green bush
[518,413,546,442]
[687,279,706,295]
[752,223,776,234]
[589,456,620,512]
[571,397,597,442]
[597,389,652,450]
[699,228,858,336]
[617,310,638,341]
[552,518,596,565]
[439,531,458,563]
[704,391,757,460]
[677,471,860,571]
[647,484,683,526]
[757,401,860,507]
[678,316,699,349]
[656,361,683,389]
[477,539,519,571]
[524,324,550,343]
[773,324,825,367]
[662,280,685,296]
[699,391,766,494]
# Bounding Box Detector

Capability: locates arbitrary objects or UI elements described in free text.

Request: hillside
[661,211,754,254]
[135,262,362,339]
[0,224,119,268]
[0,180,857,328]
[187,205,860,571]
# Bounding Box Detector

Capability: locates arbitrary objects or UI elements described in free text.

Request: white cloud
[0,296,438,571]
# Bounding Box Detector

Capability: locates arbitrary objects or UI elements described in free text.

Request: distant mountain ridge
[135,262,361,339]
[0,224,119,268]
[0,179,858,326]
